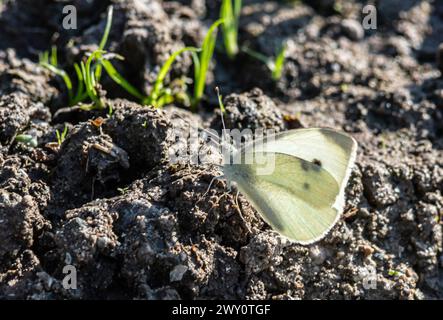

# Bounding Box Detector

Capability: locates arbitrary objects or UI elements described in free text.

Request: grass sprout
[79,50,105,110]
[192,19,224,109]
[388,269,402,277]
[242,42,287,80]
[39,5,221,112]
[215,86,226,114]
[56,124,69,146]
[82,44,199,110]
[38,5,124,111]
[72,62,87,105]
[220,0,242,59]
[272,44,287,80]
[144,46,198,108]
[39,46,74,103]
[50,45,58,66]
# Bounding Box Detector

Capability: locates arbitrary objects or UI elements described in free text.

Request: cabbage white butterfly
[222,128,357,244]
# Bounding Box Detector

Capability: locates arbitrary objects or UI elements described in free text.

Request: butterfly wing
[225,152,341,244]
[246,128,357,212]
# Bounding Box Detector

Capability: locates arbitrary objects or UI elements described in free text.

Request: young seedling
[56,124,69,146]
[241,42,287,80]
[220,0,242,59]
[39,46,74,104]
[271,44,287,80]
[143,46,198,108]
[50,45,58,66]
[84,45,200,110]
[79,50,106,110]
[39,6,221,111]
[215,86,226,114]
[75,6,115,111]
[38,5,138,111]
[39,45,91,107]
[117,186,130,195]
[76,6,144,111]
[71,62,87,105]
[76,6,195,110]
[192,19,224,109]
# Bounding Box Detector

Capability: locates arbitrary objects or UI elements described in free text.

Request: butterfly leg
[202,174,224,198]
[226,178,233,193]
[233,190,252,234]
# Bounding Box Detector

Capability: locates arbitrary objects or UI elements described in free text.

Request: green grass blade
[155,91,175,108]
[55,124,68,146]
[100,59,146,100]
[84,54,95,94]
[215,87,226,114]
[272,43,286,80]
[88,51,106,109]
[191,51,201,86]
[242,44,286,80]
[241,45,270,65]
[221,0,240,59]
[234,0,242,19]
[80,59,97,104]
[96,5,114,81]
[50,45,58,67]
[56,129,61,145]
[72,62,87,105]
[39,51,49,64]
[99,6,113,50]
[40,62,73,102]
[193,19,224,107]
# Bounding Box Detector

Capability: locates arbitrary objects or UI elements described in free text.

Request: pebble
[341,19,364,41]
[309,245,327,265]
[170,264,189,282]
[359,244,374,257]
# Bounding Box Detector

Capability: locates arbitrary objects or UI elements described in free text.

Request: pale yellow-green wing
[225,152,341,244]
[245,128,357,211]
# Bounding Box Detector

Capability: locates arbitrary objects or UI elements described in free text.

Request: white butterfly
[222,128,357,244]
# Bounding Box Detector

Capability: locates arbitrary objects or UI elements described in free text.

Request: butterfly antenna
[201,174,224,198]
[215,86,226,132]
[215,86,233,154]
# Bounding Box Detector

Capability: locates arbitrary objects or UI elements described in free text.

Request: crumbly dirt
[0,0,442,300]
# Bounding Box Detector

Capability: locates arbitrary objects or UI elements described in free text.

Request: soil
[0,0,442,299]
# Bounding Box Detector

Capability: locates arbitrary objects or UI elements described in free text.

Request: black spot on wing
[303,182,310,190]
[301,161,310,171]
[300,159,322,172]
